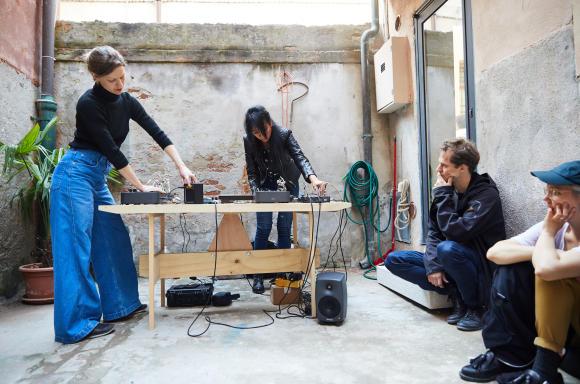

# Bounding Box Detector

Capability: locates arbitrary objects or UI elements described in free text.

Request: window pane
[422,0,465,193]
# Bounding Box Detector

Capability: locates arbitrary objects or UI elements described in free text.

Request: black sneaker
[252,276,265,294]
[496,369,563,384]
[457,308,483,331]
[447,295,467,325]
[85,323,115,340]
[459,350,523,382]
[109,304,148,322]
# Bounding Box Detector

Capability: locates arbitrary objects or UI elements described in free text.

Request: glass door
[415,0,476,241]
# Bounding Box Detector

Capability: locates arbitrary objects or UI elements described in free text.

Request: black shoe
[496,369,563,384]
[109,304,148,322]
[457,308,483,331]
[85,323,115,340]
[459,350,522,382]
[252,276,265,294]
[447,295,467,325]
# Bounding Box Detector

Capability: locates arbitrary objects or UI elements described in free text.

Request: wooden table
[99,201,351,329]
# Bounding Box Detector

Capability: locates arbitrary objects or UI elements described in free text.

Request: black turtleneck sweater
[69,83,173,169]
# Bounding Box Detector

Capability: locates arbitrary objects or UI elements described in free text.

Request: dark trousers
[384,240,483,308]
[482,262,537,367]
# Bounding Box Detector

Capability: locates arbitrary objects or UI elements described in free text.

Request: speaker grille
[319,296,341,319]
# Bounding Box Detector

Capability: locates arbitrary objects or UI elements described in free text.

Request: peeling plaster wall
[0,0,42,297]
[53,22,392,266]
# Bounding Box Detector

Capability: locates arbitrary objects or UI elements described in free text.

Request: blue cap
[531,160,580,186]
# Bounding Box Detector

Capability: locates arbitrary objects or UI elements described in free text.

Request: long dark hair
[244,105,274,148]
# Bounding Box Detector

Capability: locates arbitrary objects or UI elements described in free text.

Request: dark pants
[254,182,299,250]
[384,240,483,308]
[482,262,537,367]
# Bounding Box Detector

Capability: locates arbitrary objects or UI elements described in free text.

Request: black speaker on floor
[316,272,347,325]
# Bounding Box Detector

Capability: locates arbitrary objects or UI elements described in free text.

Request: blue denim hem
[55,320,100,344]
[102,301,142,322]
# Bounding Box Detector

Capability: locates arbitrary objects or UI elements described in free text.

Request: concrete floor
[1,269,578,384]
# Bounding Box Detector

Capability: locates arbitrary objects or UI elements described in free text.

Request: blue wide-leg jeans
[50,149,142,344]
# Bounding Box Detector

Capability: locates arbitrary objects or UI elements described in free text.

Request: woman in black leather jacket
[243,106,326,293]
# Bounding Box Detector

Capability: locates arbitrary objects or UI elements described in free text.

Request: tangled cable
[394,179,411,240]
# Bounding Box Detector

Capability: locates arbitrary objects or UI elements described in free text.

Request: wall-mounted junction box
[373,37,412,113]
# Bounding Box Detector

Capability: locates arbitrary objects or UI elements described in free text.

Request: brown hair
[86,46,126,77]
[440,138,480,173]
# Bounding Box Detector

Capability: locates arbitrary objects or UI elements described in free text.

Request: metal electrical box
[374,37,412,113]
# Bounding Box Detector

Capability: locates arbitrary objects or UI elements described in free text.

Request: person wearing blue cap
[460,160,580,384]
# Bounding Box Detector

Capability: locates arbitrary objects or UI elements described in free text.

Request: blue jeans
[50,149,142,344]
[384,240,483,308]
[254,184,299,250]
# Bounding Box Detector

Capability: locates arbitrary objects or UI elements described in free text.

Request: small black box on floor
[316,272,347,325]
[166,282,213,307]
[120,191,161,205]
[184,183,204,204]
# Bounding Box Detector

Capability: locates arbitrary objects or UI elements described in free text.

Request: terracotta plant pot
[19,263,54,304]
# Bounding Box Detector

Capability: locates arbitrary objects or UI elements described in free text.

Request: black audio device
[166,282,214,307]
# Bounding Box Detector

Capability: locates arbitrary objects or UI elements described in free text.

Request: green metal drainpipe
[36,96,57,149]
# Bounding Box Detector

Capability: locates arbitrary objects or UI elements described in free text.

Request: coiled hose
[343,161,390,280]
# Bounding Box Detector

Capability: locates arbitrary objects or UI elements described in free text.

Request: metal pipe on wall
[360,0,379,165]
[37,0,58,149]
[359,0,379,264]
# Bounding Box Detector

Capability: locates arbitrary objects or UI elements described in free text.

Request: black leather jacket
[243,124,316,192]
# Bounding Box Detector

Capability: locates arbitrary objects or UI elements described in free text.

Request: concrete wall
[53,22,392,266]
[474,19,580,236]
[471,0,573,74]
[0,0,42,297]
[378,0,424,251]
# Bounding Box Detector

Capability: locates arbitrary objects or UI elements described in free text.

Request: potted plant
[1,118,122,304]
[0,118,62,303]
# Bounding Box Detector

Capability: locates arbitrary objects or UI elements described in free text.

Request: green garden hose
[343,161,390,280]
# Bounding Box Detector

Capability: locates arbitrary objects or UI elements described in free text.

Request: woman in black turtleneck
[50,46,196,344]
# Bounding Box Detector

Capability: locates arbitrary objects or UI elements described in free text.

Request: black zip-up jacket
[424,172,506,289]
[243,124,315,192]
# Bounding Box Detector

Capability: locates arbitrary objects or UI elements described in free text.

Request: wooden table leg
[148,213,156,330]
[307,211,317,318]
[292,212,298,247]
[159,214,166,308]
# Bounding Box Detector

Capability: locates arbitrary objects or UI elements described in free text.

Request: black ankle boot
[457,308,483,331]
[447,289,466,325]
[252,276,265,294]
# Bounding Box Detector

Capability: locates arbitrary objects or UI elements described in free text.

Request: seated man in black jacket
[385,138,505,331]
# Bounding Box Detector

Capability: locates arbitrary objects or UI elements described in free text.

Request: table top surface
[99,201,351,214]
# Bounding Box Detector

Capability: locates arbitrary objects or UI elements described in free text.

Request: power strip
[298,195,330,203]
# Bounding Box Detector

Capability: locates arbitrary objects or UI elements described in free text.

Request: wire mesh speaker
[315,272,347,324]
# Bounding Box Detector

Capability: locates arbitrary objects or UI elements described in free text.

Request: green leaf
[36,117,58,146]
[17,123,41,154]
